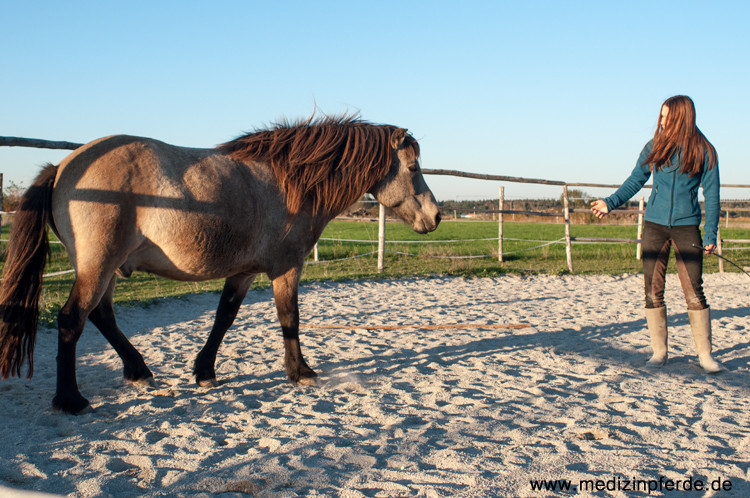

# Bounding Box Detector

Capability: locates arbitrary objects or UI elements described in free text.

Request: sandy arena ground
[1,273,748,497]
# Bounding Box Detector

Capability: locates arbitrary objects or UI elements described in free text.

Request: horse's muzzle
[390,192,441,234]
[412,208,441,234]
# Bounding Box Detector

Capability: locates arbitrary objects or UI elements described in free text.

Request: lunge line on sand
[303,323,531,331]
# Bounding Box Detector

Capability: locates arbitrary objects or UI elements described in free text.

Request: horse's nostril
[435,212,442,225]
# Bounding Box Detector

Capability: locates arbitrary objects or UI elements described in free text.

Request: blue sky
[2,1,749,201]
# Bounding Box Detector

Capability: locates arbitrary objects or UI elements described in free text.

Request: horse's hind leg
[53,272,114,414]
[194,273,256,387]
[88,276,154,386]
[272,266,317,385]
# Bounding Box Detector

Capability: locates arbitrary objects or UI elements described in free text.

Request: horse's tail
[0,163,58,379]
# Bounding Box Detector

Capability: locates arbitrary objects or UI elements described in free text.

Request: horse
[0,115,441,414]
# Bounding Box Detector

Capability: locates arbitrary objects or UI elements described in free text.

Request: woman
[591,95,721,373]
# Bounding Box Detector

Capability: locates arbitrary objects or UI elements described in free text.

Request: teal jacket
[604,140,720,246]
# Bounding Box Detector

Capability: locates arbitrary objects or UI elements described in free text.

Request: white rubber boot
[688,308,722,374]
[645,306,668,366]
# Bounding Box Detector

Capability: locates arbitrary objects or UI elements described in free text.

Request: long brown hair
[645,95,717,176]
[218,115,418,217]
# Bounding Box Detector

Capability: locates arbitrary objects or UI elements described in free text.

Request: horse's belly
[119,239,263,281]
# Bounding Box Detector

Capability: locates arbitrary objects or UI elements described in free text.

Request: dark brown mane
[217,115,419,217]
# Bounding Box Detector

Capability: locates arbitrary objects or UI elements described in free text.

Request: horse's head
[369,129,441,234]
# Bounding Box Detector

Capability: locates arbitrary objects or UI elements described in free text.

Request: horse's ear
[390,128,407,149]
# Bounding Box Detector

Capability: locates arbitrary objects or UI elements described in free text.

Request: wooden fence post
[563,185,573,272]
[498,186,504,262]
[636,196,644,260]
[717,227,724,273]
[313,242,319,262]
[377,203,386,272]
[0,173,3,230]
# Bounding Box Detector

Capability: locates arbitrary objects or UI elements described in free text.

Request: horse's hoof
[128,376,157,388]
[646,356,667,367]
[75,404,95,415]
[198,378,219,388]
[298,376,319,387]
[52,394,92,415]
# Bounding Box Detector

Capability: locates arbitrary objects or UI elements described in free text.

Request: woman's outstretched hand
[590,200,609,219]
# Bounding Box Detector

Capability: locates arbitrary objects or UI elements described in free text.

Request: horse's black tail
[0,163,58,379]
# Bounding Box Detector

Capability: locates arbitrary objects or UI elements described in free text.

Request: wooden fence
[2,136,750,273]
[421,168,750,273]
[312,172,749,272]
[313,172,749,273]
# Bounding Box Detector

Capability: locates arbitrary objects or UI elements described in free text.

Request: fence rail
[422,168,750,189]
[0,136,84,150]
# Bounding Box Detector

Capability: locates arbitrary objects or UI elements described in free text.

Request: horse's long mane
[217,115,419,217]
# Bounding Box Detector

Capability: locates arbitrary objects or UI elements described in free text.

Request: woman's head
[658,95,696,135]
[647,95,716,176]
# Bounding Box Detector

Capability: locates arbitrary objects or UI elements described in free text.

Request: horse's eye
[408,164,419,173]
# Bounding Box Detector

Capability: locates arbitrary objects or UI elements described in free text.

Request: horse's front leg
[272,266,318,385]
[194,273,256,387]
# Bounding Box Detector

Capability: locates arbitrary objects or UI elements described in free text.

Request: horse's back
[55,134,212,193]
[52,135,282,280]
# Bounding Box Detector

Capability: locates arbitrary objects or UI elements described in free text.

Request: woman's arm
[590,141,653,218]
[602,142,653,211]
[701,156,720,247]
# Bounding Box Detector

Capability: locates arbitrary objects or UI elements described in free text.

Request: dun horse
[0,116,441,414]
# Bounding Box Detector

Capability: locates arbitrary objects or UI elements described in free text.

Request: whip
[693,244,750,278]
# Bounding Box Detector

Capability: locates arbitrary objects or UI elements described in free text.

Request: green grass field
[2,219,749,327]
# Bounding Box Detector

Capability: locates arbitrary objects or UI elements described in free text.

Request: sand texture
[1,273,749,496]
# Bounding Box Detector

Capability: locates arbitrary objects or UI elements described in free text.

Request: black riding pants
[641,221,707,310]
